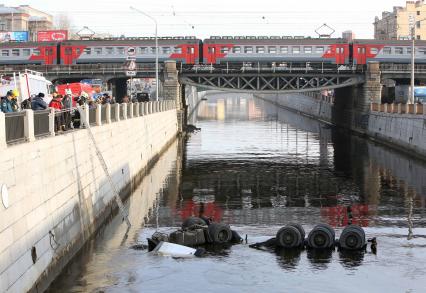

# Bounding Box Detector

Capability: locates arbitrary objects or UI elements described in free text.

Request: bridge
[2,62,426,96]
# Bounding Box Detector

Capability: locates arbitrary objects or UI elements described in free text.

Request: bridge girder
[180,73,365,93]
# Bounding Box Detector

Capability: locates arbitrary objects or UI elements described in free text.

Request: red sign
[37,30,68,42]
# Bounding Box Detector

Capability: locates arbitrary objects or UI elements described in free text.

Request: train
[1,36,426,66]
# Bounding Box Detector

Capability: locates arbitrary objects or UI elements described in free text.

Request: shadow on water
[306,248,333,270]
[338,249,365,269]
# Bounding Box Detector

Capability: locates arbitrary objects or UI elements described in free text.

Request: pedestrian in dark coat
[31,93,48,110]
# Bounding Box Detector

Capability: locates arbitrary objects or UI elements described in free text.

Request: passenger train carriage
[1,36,426,66]
[352,39,426,64]
[0,42,58,65]
[203,37,350,64]
[59,37,201,65]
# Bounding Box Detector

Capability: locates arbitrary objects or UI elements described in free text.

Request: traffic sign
[127,47,136,55]
[126,71,137,77]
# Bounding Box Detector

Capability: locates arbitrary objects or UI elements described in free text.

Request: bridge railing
[182,62,365,74]
[380,63,426,73]
[0,100,177,147]
[370,102,426,115]
[0,63,162,75]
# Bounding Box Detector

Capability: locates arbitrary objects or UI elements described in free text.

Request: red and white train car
[202,37,350,65]
[0,42,58,65]
[59,37,201,65]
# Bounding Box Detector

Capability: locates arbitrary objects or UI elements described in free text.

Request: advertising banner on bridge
[0,31,29,42]
[37,30,68,42]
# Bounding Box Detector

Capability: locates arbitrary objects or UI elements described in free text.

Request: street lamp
[409,18,426,104]
[130,6,159,101]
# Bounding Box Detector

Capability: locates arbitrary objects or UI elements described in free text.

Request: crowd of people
[1,89,119,132]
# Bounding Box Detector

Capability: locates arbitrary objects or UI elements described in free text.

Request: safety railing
[101,105,107,123]
[33,109,50,138]
[0,100,177,147]
[88,107,97,125]
[380,63,426,73]
[4,112,25,144]
[370,103,426,115]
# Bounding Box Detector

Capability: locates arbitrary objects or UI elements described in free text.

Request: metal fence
[5,112,25,144]
[111,104,118,122]
[101,105,107,123]
[34,109,50,137]
[89,107,97,125]
[119,104,125,120]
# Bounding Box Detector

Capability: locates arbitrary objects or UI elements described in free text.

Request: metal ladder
[80,106,131,227]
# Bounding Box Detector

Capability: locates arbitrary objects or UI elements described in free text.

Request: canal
[48,93,426,293]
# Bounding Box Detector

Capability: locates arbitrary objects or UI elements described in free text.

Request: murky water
[48,94,426,293]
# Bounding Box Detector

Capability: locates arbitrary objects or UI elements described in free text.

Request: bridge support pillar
[363,62,382,106]
[163,60,184,132]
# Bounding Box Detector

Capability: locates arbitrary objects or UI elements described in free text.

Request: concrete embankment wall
[0,108,178,293]
[256,93,333,124]
[258,93,426,159]
[367,111,426,159]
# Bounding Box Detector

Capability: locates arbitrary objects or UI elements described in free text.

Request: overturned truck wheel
[276,224,305,248]
[208,223,232,244]
[307,224,335,249]
[339,225,366,250]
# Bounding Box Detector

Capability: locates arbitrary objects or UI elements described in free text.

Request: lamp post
[409,18,426,104]
[130,6,159,101]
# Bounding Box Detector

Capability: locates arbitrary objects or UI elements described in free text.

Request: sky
[1,0,413,39]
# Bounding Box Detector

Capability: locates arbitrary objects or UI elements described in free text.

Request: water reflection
[306,248,333,270]
[50,93,426,293]
[338,250,365,269]
[275,248,302,271]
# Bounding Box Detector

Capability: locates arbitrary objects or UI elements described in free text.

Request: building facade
[374,0,426,40]
[0,5,53,41]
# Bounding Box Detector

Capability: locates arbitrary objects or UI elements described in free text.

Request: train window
[316,47,324,54]
[395,47,403,54]
[117,47,125,55]
[23,49,31,56]
[187,47,195,54]
[233,46,241,53]
[106,47,114,54]
[418,48,426,54]
[150,47,156,54]
[208,47,215,54]
[12,49,19,56]
[33,49,40,56]
[2,50,9,57]
[370,48,378,54]
[46,48,53,56]
[95,47,103,55]
[162,47,171,54]
[174,47,182,54]
[268,46,277,53]
[407,47,412,54]
[83,48,91,55]
[65,48,72,55]
[220,47,229,54]
[357,47,365,54]
[292,47,300,54]
[256,46,265,53]
[280,46,288,54]
[76,48,81,55]
[244,47,253,54]
[304,47,312,54]
[383,47,392,54]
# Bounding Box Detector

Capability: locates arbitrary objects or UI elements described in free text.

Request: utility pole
[410,26,415,104]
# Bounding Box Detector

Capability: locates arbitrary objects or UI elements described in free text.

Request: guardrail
[0,100,177,147]
[370,103,426,115]
[380,63,426,73]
